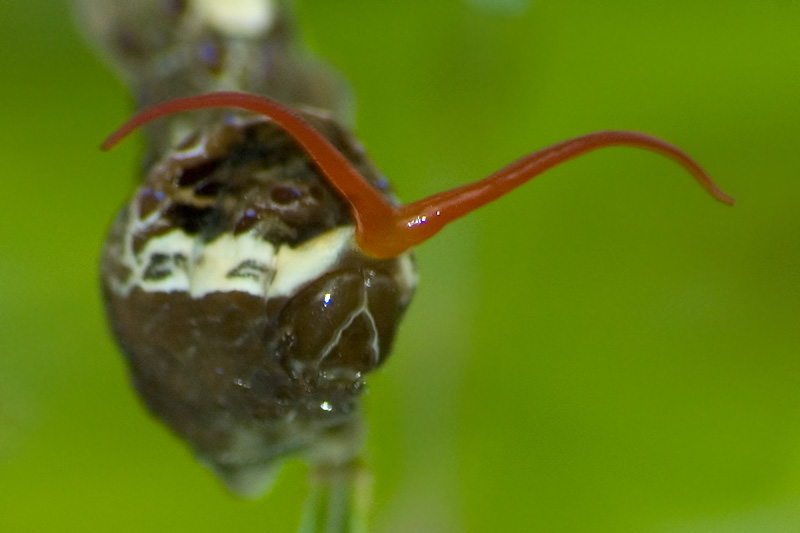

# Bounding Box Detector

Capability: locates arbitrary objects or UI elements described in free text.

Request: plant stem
[298,459,371,533]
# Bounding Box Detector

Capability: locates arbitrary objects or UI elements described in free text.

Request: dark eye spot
[143,253,171,281]
[178,159,221,187]
[166,204,214,234]
[271,186,303,205]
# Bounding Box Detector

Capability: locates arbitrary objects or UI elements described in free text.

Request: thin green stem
[298,460,371,533]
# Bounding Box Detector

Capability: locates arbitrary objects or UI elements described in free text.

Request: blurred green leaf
[1,1,799,531]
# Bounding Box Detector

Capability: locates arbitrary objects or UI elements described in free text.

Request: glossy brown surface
[101,115,416,494]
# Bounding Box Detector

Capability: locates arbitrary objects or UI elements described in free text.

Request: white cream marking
[110,217,355,300]
[132,230,195,294]
[189,233,276,297]
[194,0,276,38]
[268,227,355,298]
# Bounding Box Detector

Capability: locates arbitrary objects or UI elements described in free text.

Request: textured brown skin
[102,114,416,492]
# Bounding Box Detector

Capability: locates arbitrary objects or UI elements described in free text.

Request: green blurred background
[2,1,799,531]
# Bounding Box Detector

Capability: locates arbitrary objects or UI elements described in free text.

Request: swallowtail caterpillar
[101,91,733,497]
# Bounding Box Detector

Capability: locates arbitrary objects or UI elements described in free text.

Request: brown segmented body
[101,114,417,496]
